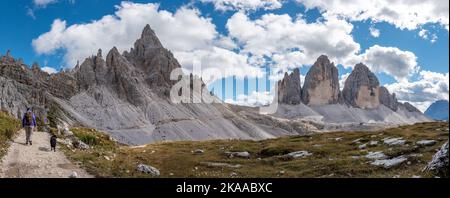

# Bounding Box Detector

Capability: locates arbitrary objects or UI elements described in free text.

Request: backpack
[25,112,33,126]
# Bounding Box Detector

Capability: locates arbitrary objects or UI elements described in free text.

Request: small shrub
[260,147,294,157]
[3,128,15,140]
[78,133,100,146]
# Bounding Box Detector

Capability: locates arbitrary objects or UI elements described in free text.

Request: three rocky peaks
[277,55,419,113]
[1,24,428,145]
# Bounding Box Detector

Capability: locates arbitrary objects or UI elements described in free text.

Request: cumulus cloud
[297,0,449,30]
[418,29,438,43]
[369,26,380,37]
[225,91,274,107]
[32,2,262,81]
[199,0,283,11]
[33,0,58,7]
[359,45,419,82]
[385,71,449,111]
[41,66,58,74]
[226,12,361,71]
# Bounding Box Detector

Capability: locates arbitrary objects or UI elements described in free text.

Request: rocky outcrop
[277,68,301,105]
[302,55,339,105]
[0,77,28,119]
[378,86,398,111]
[74,49,107,91]
[137,164,160,176]
[423,141,448,177]
[342,63,380,109]
[401,102,422,113]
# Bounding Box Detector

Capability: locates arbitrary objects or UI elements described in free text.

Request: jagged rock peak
[342,63,381,109]
[138,24,163,48]
[379,86,398,111]
[31,62,40,70]
[302,55,340,105]
[97,49,103,58]
[278,68,302,105]
[108,47,121,57]
[106,46,126,68]
[317,55,331,64]
[403,102,422,113]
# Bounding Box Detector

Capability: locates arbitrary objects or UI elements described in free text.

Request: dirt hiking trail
[0,129,92,178]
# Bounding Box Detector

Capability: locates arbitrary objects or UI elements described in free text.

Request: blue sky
[0,0,448,111]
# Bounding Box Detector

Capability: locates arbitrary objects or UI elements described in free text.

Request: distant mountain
[425,100,449,121]
[275,55,430,125]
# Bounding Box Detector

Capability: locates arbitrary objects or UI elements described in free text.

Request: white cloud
[297,0,449,30]
[359,45,419,82]
[27,7,36,20]
[225,11,423,84]
[32,2,264,81]
[226,12,361,71]
[369,26,380,37]
[33,3,218,66]
[419,29,428,39]
[339,72,350,90]
[41,66,58,74]
[385,71,449,112]
[175,47,264,82]
[418,29,438,43]
[225,91,274,107]
[34,0,58,7]
[199,0,284,11]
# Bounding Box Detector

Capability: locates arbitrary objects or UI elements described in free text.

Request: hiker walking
[22,107,37,145]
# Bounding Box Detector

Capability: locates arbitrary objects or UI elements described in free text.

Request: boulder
[416,140,437,146]
[62,127,74,136]
[423,141,448,177]
[365,151,387,160]
[277,68,302,105]
[358,144,367,149]
[137,164,160,176]
[69,171,78,178]
[371,156,407,169]
[72,140,90,150]
[383,137,406,146]
[302,55,340,105]
[281,151,312,160]
[225,151,251,159]
[194,149,204,155]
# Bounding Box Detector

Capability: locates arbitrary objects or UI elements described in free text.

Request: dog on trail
[50,135,57,152]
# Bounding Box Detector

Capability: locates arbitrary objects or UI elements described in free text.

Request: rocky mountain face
[277,68,302,105]
[342,63,380,109]
[378,86,398,111]
[301,55,340,105]
[1,25,309,145]
[425,100,449,120]
[275,55,430,125]
[0,50,76,120]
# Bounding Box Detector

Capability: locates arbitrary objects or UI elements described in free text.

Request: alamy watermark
[169,59,279,114]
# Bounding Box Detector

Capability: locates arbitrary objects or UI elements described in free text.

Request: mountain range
[0,25,431,145]
[425,100,449,121]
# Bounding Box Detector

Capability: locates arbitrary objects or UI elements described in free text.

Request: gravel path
[0,130,92,178]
